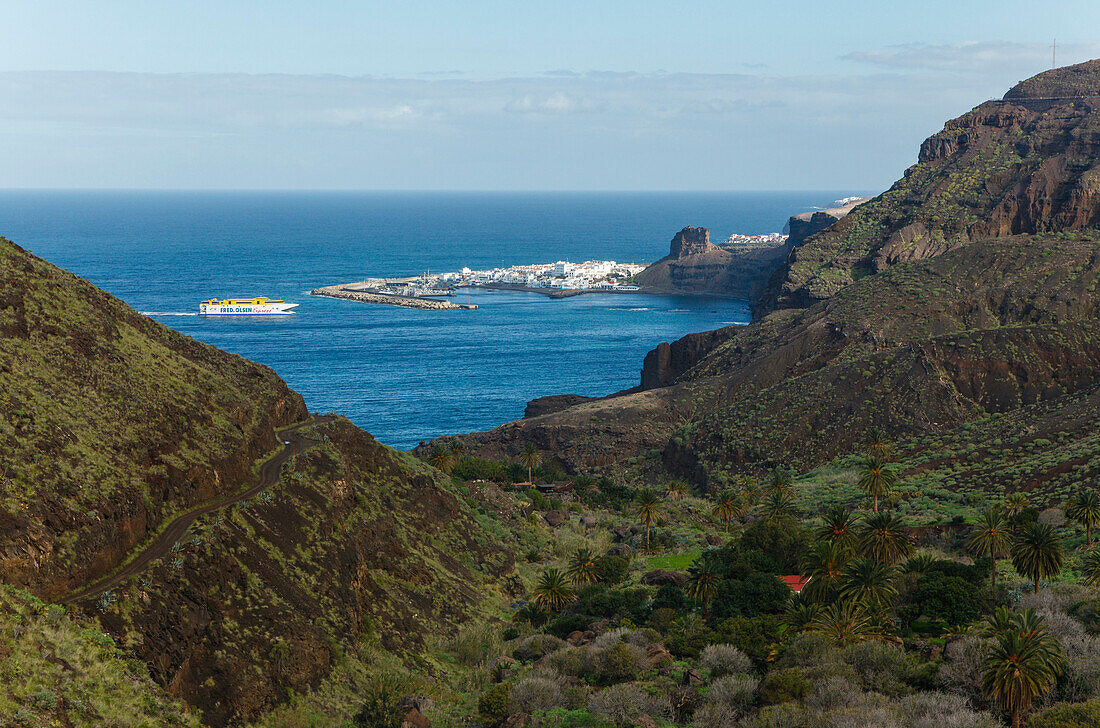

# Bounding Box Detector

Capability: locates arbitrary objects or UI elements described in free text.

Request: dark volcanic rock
[640,328,737,390]
[524,394,596,418]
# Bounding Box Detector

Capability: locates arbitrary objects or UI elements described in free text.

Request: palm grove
[432,429,1100,728]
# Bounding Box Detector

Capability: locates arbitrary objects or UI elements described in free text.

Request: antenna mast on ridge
[1052,38,1057,69]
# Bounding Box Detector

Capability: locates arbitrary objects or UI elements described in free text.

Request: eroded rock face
[765,59,1100,314]
[640,328,738,390]
[670,226,715,257]
[634,226,787,300]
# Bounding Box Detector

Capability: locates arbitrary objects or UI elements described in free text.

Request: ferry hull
[200,303,299,315]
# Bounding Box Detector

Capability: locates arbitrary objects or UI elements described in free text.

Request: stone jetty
[310,284,476,310]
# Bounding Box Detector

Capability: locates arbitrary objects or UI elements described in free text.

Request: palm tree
[429,444,456,475]
[980,609,1066,728]
[519,443,542,484]
[857,457,897,512]
[686,555,720,621]
[839,558,898,615]
[531,568,575,611]
[565,548,600,586]
[1065,489,1100,549]
[815,506,859,551]
[1011,522,1065,593]
[711,489,742,533]
[903,554,936,575]
[767,467,795,495]
[801,540,849,602]
[634,490,662,551]
[1003,492,1030,522]
[666,481,688,502]
[857,512,913,566]
[761,490,796,524]
[808,600,876,646]
[1082,548,1100,588]
[783,596,820,633]
[966,506,1011,589]
[867,428,892,461]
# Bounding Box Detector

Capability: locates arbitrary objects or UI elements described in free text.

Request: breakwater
[310,284,476,310]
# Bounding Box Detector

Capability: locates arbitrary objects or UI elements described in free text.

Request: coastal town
[311,232,789,309]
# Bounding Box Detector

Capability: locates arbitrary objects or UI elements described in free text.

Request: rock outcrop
[762,59,1100,314]
[633,226,787,300]
[524,394,596,418]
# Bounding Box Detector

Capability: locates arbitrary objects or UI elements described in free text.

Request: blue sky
[0,1,1098,190]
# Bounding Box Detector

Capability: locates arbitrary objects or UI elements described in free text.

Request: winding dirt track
[63,417,324,604]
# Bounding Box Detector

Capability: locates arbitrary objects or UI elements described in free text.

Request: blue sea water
[0,191,860,448]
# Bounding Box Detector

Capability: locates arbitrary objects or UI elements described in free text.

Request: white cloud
[0,65,1060,189]
[843,41,1100,74]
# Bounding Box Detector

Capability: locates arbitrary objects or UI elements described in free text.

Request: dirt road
[63,417,325,604]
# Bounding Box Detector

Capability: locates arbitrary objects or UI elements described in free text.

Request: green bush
[590,642,644,686]
[478,683,512,727]
[593,556,630,586]
[1027,700,1100,728]
[758,668,811,705]
[352,675,405,728]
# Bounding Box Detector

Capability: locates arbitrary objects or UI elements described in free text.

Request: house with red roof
[780,575,810,593]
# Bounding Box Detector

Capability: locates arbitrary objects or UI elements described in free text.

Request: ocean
[0,191,861,449]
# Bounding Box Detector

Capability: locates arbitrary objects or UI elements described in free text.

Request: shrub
[588,684,664,726]
[594,556,631,585]
[709,573,791,621]
[353,675,405,728]
[937,636,986,704]
[513,634,566,662]
[509,673,567,713]
[739,702,813,728]
[30,690,58,711]
[775,633,843,669]
[713,616,782,666]
[840,641,915,696]
[1027,699,1100,728]
[700,643,754,678]
[592,628,629,650]
[447,623,503,666]
[892,692,998,728]
[478,683,511,727]
[691,702,739,728]
[591,642,645,685]
[652,583,686,611]
[705,673,757,716]
[801,676,865,714]
[758,668,811,705]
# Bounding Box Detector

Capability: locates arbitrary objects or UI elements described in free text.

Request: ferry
[199,297,299,315]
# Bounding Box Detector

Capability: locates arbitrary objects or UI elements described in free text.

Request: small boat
[199,297,299,315]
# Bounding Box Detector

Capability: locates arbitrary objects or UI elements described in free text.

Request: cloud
[0,65,1053,189]
[843,41,1100,74]
[504,91,585,114]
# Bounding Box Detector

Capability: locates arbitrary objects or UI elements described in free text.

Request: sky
[0,1,1098,191]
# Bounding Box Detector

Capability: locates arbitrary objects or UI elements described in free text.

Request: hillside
[446,60,1100,503]
[0,238,512,726]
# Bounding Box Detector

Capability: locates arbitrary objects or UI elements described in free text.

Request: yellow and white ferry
[199,297,299,315]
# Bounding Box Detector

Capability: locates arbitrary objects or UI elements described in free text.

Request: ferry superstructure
[199,297,299,315]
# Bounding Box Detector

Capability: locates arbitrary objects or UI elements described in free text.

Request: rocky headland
[440,59,1100,501]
